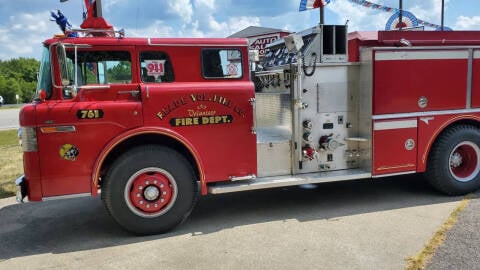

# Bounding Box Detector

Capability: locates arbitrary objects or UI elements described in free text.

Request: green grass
[0,104,23,110]
[0,129,22,198]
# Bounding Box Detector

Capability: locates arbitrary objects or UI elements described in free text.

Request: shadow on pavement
[0,174,462,260]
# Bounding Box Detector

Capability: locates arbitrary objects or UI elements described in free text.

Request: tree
[0,58,39,104]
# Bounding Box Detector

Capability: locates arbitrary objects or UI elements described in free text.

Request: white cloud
[207,15,260,37]
[195,0,216,10]
[329,0,390,31]
[455,16,480,30]
[167,0,194,23]
[127,20,175,37]
[0,11,52,60]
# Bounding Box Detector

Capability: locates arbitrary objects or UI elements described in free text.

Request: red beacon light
[39,89,47,101]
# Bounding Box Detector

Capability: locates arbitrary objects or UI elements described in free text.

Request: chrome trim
[230,174,256,181]
[375,50,469,61]
[80,85,111,90]
[147,38,248,47]
[374,46,480,51]
[474,50,480,58]
[42,193,91,201]
[372,171,416,178]
[374,119,417,131]
[372,108,480,120]
[15,175,26,203]
[209,169,371,194]
[467,49,473,109]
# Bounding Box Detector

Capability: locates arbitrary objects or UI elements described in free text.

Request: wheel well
[434,119,480,142]
[99,134,199,188]
[426,119,480,162]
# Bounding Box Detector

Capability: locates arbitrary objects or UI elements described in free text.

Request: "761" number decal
[77,109,104,119]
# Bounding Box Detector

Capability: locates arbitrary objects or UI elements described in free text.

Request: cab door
[36,46,143,198]
[139,47,257,182]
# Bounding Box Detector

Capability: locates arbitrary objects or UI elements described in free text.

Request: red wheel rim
[124,168,177,217]
[449,142,480,182]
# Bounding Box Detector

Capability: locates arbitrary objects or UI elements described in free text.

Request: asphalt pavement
[0,176,467,269]
[0,107,20,130]
[427,190,480,270]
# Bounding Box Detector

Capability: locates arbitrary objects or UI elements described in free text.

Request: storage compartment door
[373,118,417,175]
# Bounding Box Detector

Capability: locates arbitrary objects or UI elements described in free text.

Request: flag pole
[441,0,445,31]
[398,0,403,30]
[320,6,324,24]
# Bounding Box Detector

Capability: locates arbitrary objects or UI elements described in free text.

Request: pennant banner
[299,0,331,11]
[347,0,449,30]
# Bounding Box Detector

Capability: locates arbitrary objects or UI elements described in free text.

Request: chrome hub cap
[448,141,480,182]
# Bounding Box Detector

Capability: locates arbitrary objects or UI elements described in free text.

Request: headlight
[20,127,37,152]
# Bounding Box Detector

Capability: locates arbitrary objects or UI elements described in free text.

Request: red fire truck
[15,1,480,234]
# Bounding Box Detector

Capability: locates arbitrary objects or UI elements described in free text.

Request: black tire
[102,144,198,235]
[425,124,480,195]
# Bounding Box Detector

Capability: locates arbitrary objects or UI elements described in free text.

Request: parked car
[0,95,4,106]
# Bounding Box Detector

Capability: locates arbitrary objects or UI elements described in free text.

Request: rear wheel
[102,145,197,234]
[425,125,480,195]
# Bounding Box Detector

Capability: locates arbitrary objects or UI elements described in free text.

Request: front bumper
[15,175,27,203]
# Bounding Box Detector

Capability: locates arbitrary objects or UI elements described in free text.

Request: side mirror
[56,43,70,86]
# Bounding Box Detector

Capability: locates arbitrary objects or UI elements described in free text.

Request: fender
[418,114,480,172]
[91,126,206,196]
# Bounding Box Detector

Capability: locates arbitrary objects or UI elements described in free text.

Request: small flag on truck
[299,0,331,11]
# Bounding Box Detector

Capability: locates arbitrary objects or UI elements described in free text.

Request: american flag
[299,0,331,11]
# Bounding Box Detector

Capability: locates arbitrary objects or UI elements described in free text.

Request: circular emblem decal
[418,96,428,108]
[59,144,80,161]
[405,139,415,151]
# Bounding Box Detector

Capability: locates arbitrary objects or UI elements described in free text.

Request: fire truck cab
[17,15,480,234]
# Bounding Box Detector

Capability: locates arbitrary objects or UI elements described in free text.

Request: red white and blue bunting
[347,0,451,30]
[299,0,331,11]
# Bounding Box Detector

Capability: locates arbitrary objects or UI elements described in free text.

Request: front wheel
[425,125,480,195]
[102,145,197,234]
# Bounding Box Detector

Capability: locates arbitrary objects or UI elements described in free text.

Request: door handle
[118,90,140,97]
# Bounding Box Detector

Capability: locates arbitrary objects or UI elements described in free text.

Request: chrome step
[208,169,371,194]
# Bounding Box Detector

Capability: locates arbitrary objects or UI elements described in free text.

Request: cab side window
[66,51,132,86]
[140,51,174,83]
[201,49,243,79]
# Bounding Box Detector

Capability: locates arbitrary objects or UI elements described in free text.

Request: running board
[208,169,371,194]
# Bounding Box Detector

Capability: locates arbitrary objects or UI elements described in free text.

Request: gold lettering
[202,117,209,124]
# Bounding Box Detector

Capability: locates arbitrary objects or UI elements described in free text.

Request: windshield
[35,47,52,99]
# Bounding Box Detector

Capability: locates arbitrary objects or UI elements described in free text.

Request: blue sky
[0,0,479,60]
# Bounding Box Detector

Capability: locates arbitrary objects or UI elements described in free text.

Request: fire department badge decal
[59,144,80,161]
